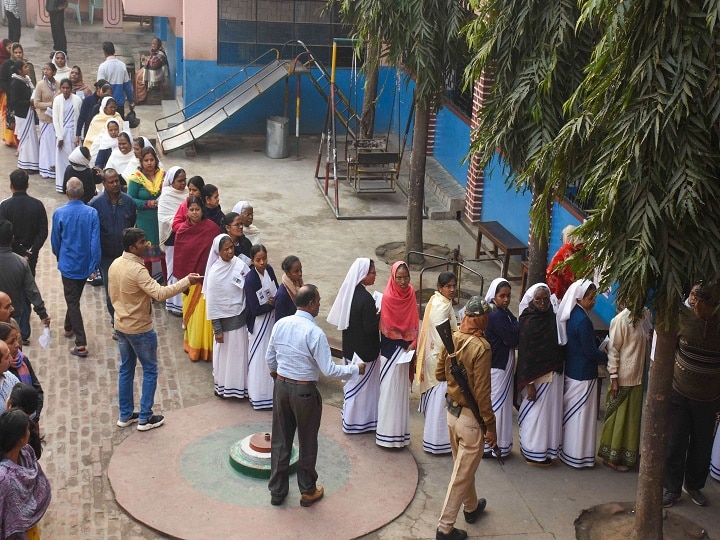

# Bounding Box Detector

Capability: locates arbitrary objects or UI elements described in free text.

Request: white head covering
[163,166,184,188]
[52,51,71,78]
[484,277,511,304]
[157,167,188,245]
[519,283,552,316]
[68,146,90,170]
[203,234,250,320]
[231,200,261,245]
[326,258,372,330]
[100,96,116,111]
[98,118,121,151]
[556,279,595,345]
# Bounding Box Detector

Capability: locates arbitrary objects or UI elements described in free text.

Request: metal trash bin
[265,116,289,159]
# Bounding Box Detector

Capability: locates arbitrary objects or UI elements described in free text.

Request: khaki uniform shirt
[436,330,496,433]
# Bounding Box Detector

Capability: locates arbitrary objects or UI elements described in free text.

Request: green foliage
[330,0,472,110]
[532,0,720,319]
[464,0,597,238]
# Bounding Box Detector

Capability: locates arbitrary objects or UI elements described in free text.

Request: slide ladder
[286,41,359,140]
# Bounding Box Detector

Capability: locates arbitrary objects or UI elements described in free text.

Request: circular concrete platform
[108,400,418,539]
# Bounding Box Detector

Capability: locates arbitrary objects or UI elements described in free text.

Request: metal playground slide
[155,43,358,153]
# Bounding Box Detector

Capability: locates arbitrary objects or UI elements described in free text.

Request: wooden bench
[347,151,398,193]
[327,336,343,360]
[474,221,528,281]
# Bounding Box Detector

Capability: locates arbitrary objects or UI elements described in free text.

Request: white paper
[650,330,657,362]
[238,253,251,266]
[396,349,415,364]
[38,327,51,349]
[231,265,249,290]
[372,291,383,312]
[256,287,269,305]
[598,335,610,353]
[342,353,365,384]
[256,281,278,305]
[45,107,53,117]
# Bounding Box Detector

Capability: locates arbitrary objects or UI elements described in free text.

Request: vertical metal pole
[330,41,340,215]
[296,75,301,157]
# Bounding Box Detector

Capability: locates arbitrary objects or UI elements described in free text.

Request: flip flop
[70,346,89,358]
[603,460,629,473]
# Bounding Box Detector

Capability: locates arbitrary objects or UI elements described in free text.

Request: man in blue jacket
[51,178,101,358]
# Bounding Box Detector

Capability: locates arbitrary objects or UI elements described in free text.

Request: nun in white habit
[327,257,381,434]
[204,233,251,398]
[556,279,607,468]
[516,283,565,466]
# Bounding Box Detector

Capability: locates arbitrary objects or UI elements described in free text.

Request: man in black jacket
[0,169,48,276]
[0,220,51,344]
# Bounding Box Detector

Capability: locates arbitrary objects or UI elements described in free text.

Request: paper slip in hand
[38,327,51,349]
[266,280,278,297]
[396,349,414,364]
[372,291,383,312]
[342,353,365,384]
[256,288,269,305]
[598,335,610,353]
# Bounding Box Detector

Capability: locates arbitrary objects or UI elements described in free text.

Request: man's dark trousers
[664,390,720,493]
[269,378,322,498]
[62,276,87,347]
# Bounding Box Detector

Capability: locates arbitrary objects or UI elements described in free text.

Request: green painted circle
[179,423,351,507]
[229,437,299,478]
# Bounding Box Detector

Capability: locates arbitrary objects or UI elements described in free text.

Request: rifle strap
[449,350,487,432]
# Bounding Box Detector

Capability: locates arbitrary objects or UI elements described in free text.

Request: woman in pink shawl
[376,261,419,448]
[0,409,51,539]
[174,196,221,361]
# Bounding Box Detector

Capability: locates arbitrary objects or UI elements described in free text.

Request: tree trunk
[527,182,550,285]
[360,42,379,140]
[633,303,679,540]
[406,103,429,264]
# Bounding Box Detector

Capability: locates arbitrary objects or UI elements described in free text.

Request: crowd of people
[0,36,718,540]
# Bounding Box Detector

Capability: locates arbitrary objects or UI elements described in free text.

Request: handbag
[6,108,15,131]
[126,110,140,128]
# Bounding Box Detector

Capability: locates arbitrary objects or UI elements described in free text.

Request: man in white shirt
[266,284,365,507]
[97,41,135,119]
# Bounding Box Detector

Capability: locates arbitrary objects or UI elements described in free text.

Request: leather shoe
[464,498,487,523]
[300,484,324,507]
[436,527,468,540]
[270,494,286,506]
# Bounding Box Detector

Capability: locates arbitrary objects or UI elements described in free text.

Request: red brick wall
[464,70,495,223]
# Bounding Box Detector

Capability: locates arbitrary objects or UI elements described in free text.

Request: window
[218,0,355,66]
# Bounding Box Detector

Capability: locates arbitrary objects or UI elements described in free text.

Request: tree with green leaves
[527,1,720,538]
[464,0,596,285]
[331,0,472,261]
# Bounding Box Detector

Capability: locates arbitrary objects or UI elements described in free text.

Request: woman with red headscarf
[376,261,419,448]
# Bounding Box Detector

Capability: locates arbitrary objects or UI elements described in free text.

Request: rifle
[436,318,504,465]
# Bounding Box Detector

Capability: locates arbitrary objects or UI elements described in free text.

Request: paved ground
[1,25,718,540]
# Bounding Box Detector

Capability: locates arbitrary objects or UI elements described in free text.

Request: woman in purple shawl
[0,409,51,539]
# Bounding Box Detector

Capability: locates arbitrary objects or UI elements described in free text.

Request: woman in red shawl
[376,261,419,448]
[174,196,220,361]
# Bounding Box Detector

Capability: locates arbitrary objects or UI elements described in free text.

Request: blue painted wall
[434,106,470,188]
[153,17,167,41]
[481,152,615,324]
[480,153,532,242]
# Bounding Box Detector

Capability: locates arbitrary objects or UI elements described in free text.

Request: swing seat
[348,150,398,193]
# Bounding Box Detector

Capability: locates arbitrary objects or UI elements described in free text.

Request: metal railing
[408,250,504,319]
